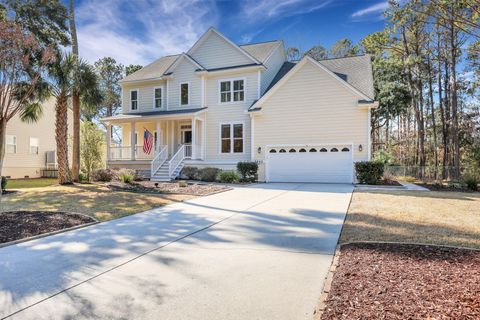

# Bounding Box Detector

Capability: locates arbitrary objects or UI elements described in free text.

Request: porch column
[130,121,136,160]
[201,118,206,160]
[106,124,111,161]
[156,121,161,152]
[192,117,196,159]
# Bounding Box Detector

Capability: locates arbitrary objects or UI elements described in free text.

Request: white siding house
[102,28,377,182]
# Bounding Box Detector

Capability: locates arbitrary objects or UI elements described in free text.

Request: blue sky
[73,0,388,66]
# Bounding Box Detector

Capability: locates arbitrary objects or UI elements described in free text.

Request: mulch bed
[417,183,478,193]
[321,243,480,319]
[357,179,402,187]
[108,181,229,196]
[0,211,95,244]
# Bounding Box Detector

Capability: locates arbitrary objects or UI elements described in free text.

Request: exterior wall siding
[3,97,74,178]
[122,80,167,114]
[252,61,369,181]
[190,32,253,69]
[168,59,202,110]
[260,45,285,95]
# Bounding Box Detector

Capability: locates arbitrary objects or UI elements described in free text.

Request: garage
[265,144,353,183]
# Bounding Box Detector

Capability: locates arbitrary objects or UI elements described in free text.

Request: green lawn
[6,178,58,189]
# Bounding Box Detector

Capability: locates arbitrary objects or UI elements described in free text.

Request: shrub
[197,167,220,182]
[92,168,115,182]
[219,171,240,183]
[78,172,88,182]
[178,180,188,187]
[355,161,384,185]
[182,166,199,180]
[463,174,479,191]
[237,162,258,182]
[119,172,134,183]
[1,176,7,191]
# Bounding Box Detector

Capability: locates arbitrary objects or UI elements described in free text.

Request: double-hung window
[154,88,162,109]
[220,79,244,103]
[130,90,138,110]
[180,83,189,105]
[29,137,39,154]
[6,135,16,154]
[220,123,243,153]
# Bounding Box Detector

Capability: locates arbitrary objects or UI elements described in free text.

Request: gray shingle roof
[119,55,179,83]
[240,40,282,63]
[318,55,374,100]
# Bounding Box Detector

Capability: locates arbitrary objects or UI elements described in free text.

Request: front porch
[104,110,206,180]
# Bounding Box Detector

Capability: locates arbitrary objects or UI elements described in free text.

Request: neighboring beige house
[102,28,377,183]
[3,97,73,179]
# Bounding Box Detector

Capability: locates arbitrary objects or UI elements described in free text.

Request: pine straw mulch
[108,181,229,196]
[0,211,95,244]
[321,243,480,320]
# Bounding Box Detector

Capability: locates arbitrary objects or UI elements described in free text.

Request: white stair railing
[169,144,186,177]
[151,145,168,176]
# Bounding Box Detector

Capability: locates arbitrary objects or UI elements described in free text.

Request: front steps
[151,161,184,182]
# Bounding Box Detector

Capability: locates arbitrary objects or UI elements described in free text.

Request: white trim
[129,89,139,111]
[257,70,261,99]
[164,53,204,75]
[250,116,255,161]
[218,121,245,155]
[101,108,207,123]
[201,76,205,108]
[166,79,169,110]
[179,81,191,107]
[367,108,371,160]
[152,86,163,109]
[187,28,261,65]
[6,135,17,154]
[119,76,164,84]
[250,56,371,111]
[29,136,40,155]
[265,142,354,148]
[217,77,246,104]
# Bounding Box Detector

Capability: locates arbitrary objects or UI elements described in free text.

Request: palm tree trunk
[55,93,72,184]
[70,0,80,182]
[0,117,7,196]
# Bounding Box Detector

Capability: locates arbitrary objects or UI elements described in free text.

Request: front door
[182,130,192,144]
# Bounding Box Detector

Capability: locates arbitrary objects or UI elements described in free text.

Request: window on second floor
[29,137,39,154]
[220,79,245,103]
[220,123,243,153]
[154,87,162,109]
[6,135,16,154]
[130,90,138,110]
[180,83,189,105]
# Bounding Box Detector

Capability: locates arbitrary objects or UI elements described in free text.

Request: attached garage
[265,144,353,183]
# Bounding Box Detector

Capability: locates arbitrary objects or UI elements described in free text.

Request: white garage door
[266,145,353,183]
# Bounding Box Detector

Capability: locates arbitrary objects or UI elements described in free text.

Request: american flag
[143,129,154,155]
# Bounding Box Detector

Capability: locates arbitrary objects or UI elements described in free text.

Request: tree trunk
[0,117,7,197]
[55,93,72,184]
[449,16,460,179]
[444,60,451,178]
[70,0,80,182]
[428,59,438,180]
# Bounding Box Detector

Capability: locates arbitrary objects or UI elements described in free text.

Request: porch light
[358,144,363,152]
[257,147,262,154]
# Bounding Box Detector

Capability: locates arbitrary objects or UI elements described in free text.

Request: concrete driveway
[0,183,353,320]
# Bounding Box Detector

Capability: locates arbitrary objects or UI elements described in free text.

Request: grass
[0,183,193,221]
[340,190,480,249]
[6,178,58,189]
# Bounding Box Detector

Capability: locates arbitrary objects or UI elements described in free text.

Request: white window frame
[130,89,139,111]
[153,86,163,109]
[6,135,16,154]
[179,82,190,106]
[218,77,246,104]
[219,121,245,154]
[29,137,39,155]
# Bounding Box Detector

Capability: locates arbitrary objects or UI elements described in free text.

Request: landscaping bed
[416,182,479,193]
[321,243,480,319]
[108,181,229,196]
[0,211,95,244]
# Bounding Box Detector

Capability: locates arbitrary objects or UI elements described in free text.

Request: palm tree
[48,52,100,184]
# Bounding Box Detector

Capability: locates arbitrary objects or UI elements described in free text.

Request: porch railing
[185,144,192,159]
[169,144,186,177]
[135,146,155,160]
[110,146,131,160]
[151,145,168,175]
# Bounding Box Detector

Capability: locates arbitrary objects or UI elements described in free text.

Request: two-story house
[102,28,377,183]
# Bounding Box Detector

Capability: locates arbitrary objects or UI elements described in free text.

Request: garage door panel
[266,146,352,183]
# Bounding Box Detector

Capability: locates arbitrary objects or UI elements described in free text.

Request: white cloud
[241,0,332,23]
[75,0,219,65]
[351,1,388,18]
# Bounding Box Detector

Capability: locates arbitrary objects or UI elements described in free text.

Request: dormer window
[130,90,138,110]
[154,87,162,109]
[220,79,245,103]
[180,82,189,105]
